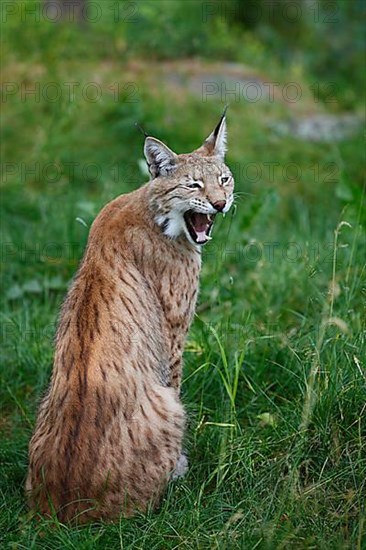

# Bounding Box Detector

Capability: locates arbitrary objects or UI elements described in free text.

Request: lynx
[26,112,234,522]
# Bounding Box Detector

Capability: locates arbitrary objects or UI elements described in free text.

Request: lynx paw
[171,453,188,480]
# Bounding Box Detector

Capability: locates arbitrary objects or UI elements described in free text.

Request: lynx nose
[212,200,226,212]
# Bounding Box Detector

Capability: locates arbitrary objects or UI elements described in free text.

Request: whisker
[233,191,255,198]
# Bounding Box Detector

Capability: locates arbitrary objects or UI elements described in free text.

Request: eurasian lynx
[26,112,234,522]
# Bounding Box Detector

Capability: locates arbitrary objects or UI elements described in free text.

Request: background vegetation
[1,1,365,548]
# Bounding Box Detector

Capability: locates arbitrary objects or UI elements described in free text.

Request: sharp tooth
[207,214,212,221]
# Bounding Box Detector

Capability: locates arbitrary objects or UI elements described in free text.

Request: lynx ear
[144,137,178,178]
[196,109,228,161]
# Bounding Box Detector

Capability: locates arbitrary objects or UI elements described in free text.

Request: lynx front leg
[168,325,190,392]
[170,352,183,393]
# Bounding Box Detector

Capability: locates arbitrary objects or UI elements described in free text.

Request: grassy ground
[1,3,365,549]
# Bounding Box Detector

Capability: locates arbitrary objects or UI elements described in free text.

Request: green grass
[1,3,365,548]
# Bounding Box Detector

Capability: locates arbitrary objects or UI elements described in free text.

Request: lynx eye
[220,176,230,185]
[187,181,203,189]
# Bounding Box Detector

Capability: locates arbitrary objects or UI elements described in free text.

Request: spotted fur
[26,114,234,522]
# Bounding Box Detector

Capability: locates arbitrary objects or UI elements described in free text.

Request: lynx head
[145,111,234,247]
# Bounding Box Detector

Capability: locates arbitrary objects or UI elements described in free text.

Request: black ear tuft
[135,122,148,138]
[195,107,228,160]
[213,105,228,138]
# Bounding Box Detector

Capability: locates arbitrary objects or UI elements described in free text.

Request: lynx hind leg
[171,452,188,480]
[131,385,186,504]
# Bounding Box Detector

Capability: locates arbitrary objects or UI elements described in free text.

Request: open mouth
[183,211,216,245]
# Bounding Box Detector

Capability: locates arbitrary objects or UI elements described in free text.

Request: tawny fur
[26,115,234,523]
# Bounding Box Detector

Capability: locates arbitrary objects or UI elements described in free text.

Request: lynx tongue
[191,213,210,243]
[184,210,215,245]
